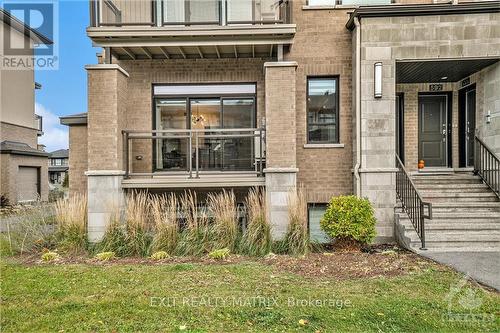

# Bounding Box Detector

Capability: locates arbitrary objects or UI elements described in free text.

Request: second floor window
[307,77,339,144]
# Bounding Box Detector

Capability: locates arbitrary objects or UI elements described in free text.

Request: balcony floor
[122,172,265,189]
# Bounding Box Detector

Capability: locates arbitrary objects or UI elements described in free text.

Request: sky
[33,0,99,152]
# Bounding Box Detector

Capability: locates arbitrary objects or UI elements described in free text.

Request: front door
[459,85,476,168]
[418,95,448,167]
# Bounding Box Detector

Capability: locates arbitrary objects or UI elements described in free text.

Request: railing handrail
[123,128,263,134]
[123,127,265,179]
[91,0,290,27]
[474,135,500,199]
[475,135,500,161]
[395,154,432,250]
[396,155,425,203]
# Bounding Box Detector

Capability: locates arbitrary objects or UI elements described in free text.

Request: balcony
[35,114,43,136]
[121,128,266,189]
[88,0,295,59]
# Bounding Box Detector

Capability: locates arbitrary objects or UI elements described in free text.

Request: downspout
[353,17,362,197]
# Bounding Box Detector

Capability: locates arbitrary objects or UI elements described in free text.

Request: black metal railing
[474,136,500,199]
[395,155,432,250]
[122,128,265,179]
[90,0,291,27]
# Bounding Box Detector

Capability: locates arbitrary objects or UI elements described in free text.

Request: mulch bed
[8,244,444,280]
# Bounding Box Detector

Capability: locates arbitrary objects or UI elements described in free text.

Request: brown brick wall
[114,58,267,173]
[87,68,128,170]
[285,2,353,202]
[69,125,88,195]
[265,64,297,168]
[0,153,48,203]
[0,122,38,148]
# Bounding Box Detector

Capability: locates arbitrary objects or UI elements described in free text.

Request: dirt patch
[8,244,444,280]
[263,251,442,280]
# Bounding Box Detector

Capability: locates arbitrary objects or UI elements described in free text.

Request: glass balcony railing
[90,0,291,27]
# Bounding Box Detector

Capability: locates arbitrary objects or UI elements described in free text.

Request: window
[307,77,339,144]
[308,0,335,6]
[308,204,330,243]
[153,85,257,172]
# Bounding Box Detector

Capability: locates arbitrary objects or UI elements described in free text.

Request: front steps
[395,172,500,252]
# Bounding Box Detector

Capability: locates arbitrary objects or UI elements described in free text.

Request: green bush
[320,195,376,244]
[41,251,59,262]
[208,248,230,260]
[150,251,169,260]
[95,251,116,261]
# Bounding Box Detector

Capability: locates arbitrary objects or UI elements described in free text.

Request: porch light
[374,62,383,98]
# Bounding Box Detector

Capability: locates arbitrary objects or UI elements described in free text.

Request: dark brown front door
[419,95,448,167]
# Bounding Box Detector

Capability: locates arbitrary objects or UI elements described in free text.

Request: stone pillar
[359,48,397,243]
[85,64,129,242]
[263,62,298,239]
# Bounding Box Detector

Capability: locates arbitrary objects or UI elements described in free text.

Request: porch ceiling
[396,58,499,84]
[110,44,279,60]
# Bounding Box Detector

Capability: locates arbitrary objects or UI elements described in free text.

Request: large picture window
[307,77,339,144]
[153,84,256,172]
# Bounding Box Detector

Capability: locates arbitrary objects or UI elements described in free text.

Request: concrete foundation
[86,170,125,242]
[265,168,298,239]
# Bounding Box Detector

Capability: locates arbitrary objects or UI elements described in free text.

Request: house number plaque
[429,84,443,91]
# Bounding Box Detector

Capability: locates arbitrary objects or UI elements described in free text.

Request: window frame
[151,83,258,172]
[306,76,340,144]
[307,203,330,244]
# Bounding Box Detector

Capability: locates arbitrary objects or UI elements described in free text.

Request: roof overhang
[396,58,500,84]
[346,1,500,30]
[87,24,296,59]
[60,113,88,126]
[0,8,53,45]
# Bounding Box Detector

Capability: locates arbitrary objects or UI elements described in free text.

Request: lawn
[1,253,499,332]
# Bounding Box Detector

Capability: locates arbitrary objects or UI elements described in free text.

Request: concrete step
[419,192,496,198]
[416,183,489,190]
[431,202,500,212]
[410,241,500,252]
[413,178,483,185]
[398,219,500,231]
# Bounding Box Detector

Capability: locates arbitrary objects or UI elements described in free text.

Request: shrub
[150,251,169,260]
[95,251,116,261]
[41,251,59,262]
[54,194,87,253]
[207,190,238,251]
[125,192,152,257]
[208,248,230,260]
[1,194,10,207]
[320,195,376,245]
[175,191,210,256]
[277,189,309,255]
[151,194,178,254]
[1,205,57,255]
[240,188,271,256]
[97,205,129,257]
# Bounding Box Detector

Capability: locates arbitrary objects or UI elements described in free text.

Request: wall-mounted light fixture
[374,62,383,99]
[486,110,491,124]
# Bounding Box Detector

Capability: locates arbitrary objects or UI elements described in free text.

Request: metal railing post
[195,132,200,178]
[123,131,129,178]
[188,131,193,179]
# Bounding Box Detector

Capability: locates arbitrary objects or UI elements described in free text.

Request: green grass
[1,259,499,332]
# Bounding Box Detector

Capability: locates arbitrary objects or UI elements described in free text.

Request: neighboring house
[48,149,69,186]
[62,0,500,250]
[0,9,52,204]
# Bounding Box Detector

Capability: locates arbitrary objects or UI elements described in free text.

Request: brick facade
[0,122,38,148]
[69,125,88,195]
[286,3,354,203]
[115,58,267,174]
[0,153,48,203]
